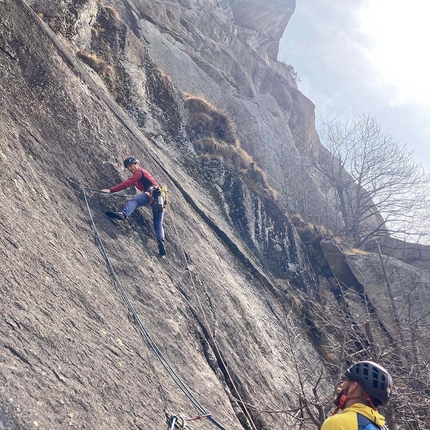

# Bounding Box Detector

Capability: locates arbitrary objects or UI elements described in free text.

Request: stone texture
[219,0,296,59]
[0,1,326,428]
[345,252,430,340]
[105,0,331,226]
[1,0,429,429]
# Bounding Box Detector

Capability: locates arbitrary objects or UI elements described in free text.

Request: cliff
[1,0,429,429]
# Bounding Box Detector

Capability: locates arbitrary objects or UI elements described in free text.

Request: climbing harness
[148,185,169,213]
[68,177,227,430]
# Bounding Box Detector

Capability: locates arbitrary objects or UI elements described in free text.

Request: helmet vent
[363,363,369,379]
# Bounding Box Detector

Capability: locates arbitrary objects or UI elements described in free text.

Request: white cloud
[279,0,430,171]
[358,0,430,106]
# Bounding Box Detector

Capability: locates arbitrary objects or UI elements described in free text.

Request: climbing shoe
[158,239,166,256]
[106,211,126,221]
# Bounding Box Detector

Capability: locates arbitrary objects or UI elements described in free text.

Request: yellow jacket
[321,403,386,429]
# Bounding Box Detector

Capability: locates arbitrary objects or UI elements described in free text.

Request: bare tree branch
[311,113,430,247]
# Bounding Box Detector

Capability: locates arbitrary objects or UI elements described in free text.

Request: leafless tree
[303,278,430,429]
[311,113,430,247]
[285,220,430,429]
[373,246,430,429]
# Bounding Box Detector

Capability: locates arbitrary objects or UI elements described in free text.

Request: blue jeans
[122,193,165,241]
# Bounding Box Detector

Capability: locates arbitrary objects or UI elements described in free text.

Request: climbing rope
[130,145,260,430]
[67,177,134,197]
[70,179,227,430]
[167,189,259,430]
[124,136,259,429]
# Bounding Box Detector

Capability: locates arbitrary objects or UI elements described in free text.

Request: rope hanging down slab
[71,179,226,430]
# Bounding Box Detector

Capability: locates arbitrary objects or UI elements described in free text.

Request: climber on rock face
[101,156,167,256]
[321,361,393,430]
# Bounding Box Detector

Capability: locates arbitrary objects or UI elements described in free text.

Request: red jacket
[110,168,158,193]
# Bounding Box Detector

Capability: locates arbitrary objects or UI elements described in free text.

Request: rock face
[105,0,329,225]
[219,0,296,59]
[1,0,429,429]
[345,253,430,341]
[0,1,323,429]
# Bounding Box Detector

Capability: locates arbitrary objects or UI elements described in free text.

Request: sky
[279,0,430,172]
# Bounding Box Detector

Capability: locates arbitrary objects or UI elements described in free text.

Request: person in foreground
[321,361,393,430]
[101,156,166,256]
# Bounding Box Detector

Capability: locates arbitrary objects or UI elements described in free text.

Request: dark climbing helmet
[345,361,393,406]
[123,156,139,168]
